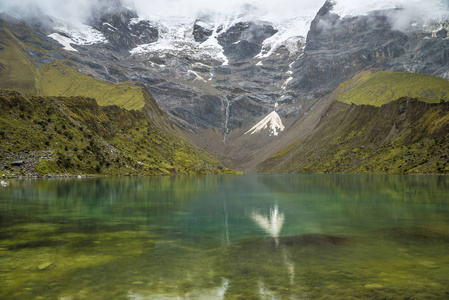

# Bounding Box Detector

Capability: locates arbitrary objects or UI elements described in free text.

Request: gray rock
[289,2,449,100]
[193,22,213,43]
[217,22,278,61]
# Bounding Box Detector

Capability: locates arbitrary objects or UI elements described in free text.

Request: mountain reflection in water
[1,175,449,299]
[251,204,285,242]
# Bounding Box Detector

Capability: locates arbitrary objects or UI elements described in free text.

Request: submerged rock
[419,261,439,269]
[380,226,449,243]
[10,239,66,250]
[238,233,349,250]
[279,233,348,247]
[38,262,54,270]
[364,283,383,289]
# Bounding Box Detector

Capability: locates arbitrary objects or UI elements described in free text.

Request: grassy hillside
[0,20,145,110]
[0,26,40,95]
[258,97,449,175]
[0,91,233,176]
[336,71,449,106]
[40,63,145,110]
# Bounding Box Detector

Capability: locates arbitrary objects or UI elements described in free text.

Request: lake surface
[1,174,449,299]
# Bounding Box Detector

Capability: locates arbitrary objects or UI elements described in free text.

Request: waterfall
[222,96,231,143]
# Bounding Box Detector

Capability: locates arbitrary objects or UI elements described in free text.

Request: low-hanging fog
[0,0,448,35]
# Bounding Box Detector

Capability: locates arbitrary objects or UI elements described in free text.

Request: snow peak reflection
[251,203,285,245]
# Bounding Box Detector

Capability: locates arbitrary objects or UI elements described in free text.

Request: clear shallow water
[1,174,449,299]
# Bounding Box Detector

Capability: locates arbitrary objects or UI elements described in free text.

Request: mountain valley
[1,0,449,175]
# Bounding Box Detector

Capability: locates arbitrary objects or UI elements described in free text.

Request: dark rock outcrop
[290,7,408,99]
[289,2,449,99]
[87,0,158,50]
[217,22,278,61]
[193,21,213,43]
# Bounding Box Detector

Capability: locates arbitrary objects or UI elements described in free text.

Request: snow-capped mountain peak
[129,16,229,65]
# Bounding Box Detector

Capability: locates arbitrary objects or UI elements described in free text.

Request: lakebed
[1,174,448,299]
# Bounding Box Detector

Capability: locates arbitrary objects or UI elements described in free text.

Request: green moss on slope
[336,71,449,106]
[259,98,449,175]
[41,63,145,110]
[0,91,232,176]
[262,71,449,175]
[0,26,40,95]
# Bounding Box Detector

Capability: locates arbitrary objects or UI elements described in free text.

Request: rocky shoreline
[1,173,97,180]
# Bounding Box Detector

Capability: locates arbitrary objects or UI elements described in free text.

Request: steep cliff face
[87,0,158,51]
[128,17,301,133]
[289,2,449,99]
[0,0,308,147]
[217,21,278,61]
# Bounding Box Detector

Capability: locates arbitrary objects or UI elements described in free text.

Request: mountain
[1,0,449,174]
[0,11,233,176]
[288,2,449,100]
[257,86,449,174]
[0,91,232,176]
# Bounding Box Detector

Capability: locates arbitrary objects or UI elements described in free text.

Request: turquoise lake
[1,174,449,299]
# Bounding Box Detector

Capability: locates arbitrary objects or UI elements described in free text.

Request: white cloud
[0,0,324,23]
[0,0,91,25]
[0,0,448,28]
[126,0,449,23]
[333,0,448,20]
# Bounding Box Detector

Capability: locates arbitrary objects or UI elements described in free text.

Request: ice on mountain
[195,21,214,30]
[187,70,207,82]
[49,20,107,48]
[103,22,118,31]
[332,0,449,32]
[256,16,310,59]
[282,77,293,90]
[48,33,78,51]
[245,111,285,137]
[128,15,229,66]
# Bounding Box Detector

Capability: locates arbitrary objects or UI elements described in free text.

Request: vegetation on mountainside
[0,91,232,176]
[336,71,449,106]
[0,22,235,176]
[0,26,40,95]
[41,63,145,110]
[259,97,449,175]
[0,21,145,110]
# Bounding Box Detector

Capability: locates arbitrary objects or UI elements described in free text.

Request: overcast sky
[0,0,324,21]
[128,0,323,19]
[1,0,447,25]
